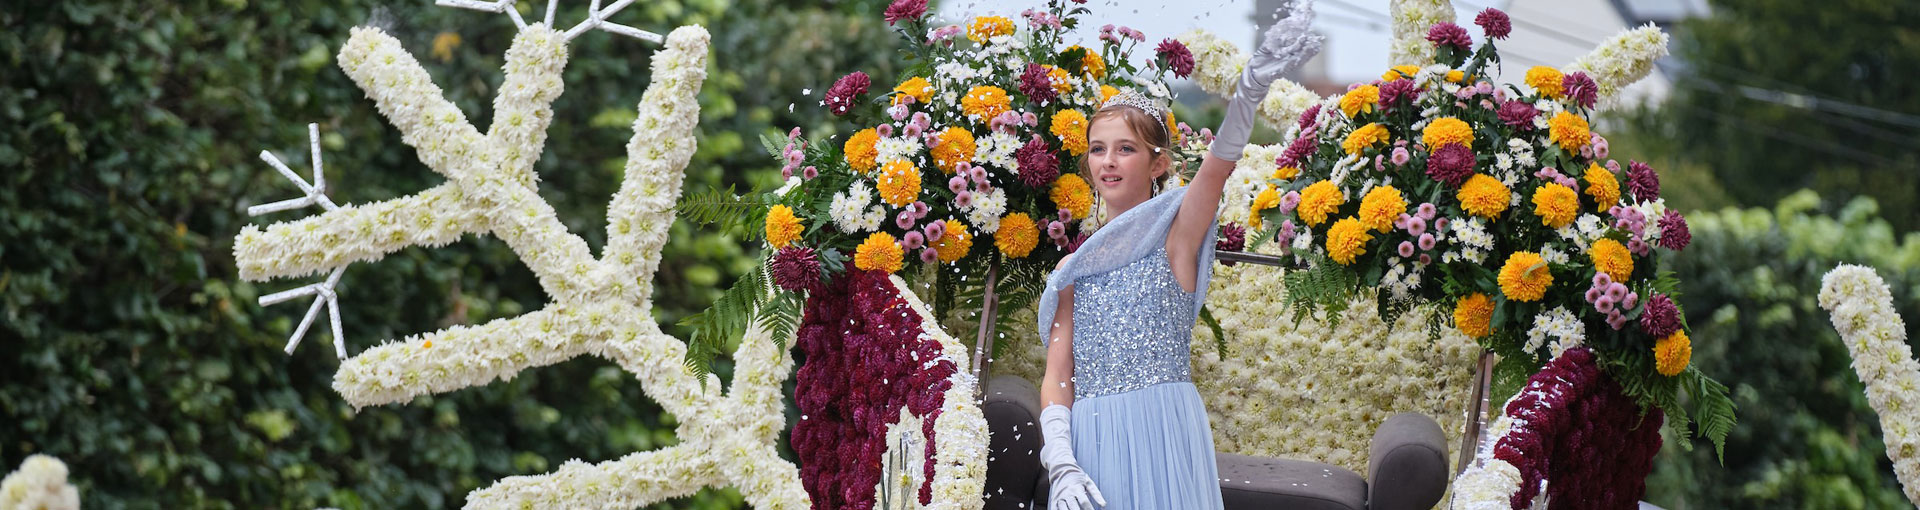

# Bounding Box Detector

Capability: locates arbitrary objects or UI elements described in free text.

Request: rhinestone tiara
[1100,88,1168,126]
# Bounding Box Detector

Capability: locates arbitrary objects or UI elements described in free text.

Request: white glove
[1210,0,1325,162]
[1040,404,1107,510]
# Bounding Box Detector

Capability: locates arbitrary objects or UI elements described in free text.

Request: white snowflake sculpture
[233,2,811,507]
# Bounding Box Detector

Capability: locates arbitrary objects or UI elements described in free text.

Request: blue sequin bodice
[1071,246,1196,400]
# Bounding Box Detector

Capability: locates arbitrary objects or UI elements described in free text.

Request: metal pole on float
[972,263,1000,401]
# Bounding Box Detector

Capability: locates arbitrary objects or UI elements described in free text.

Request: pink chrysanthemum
[1156,38,1195,78]
[1640,294,1681,338]
[1659,210,1691,251]
[825,71,870,116]
[1426,22,1472,51]
[1474,8,1512,40]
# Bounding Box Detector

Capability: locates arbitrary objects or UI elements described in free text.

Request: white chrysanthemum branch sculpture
[1819,265,1920,506]
[247,123,350,359]
[1,454,80,510]
[233,3,812,507]
[1566,24,1670,109]
[1389,0,1454,67]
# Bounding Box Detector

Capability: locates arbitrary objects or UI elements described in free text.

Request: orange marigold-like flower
[1382,65,1420,82]
[1445,70,1466,83]
[1453,293,1495,338]
[931,127,976,173]
[1654,330,1691,376]
[1297,180,1345,227]
[995,212,1039,258]
[1421,117,1473,150]
[1526,65,1565,98]
[1359,185,1407,233]
[1498,251,1554,302]
[1050,174,1094,219]
[1340,84,1380,117]
[933,220,973,262]
[1069,45,1107,79]
[1532,182,1579,229]
[1584,162,1620,209]
[854,231,904,273]
[967,16,1014,43]
[893,76,933,105]
[877,159,921,207]
[1458,174,1511,219]
[1342,123,1391,155]
[765,204,803,249]
[1099,85,1120,104]
[1325,217,1374,265]
[1271,165,1300,180]
[1548,111,1590,151]
[1047,65,1074,94]
[1050,109,1090,156]
[962,85,1013,122]
[845,128,881,172]
[1589,238,1634,282]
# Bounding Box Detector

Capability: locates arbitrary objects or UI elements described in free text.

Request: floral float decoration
[1820,265,1920,506]
[1212,6,1736,508]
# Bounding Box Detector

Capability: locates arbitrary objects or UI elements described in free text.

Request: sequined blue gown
[1038,187,1224,509]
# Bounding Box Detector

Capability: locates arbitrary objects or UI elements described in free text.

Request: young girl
[1034,3,1323,509]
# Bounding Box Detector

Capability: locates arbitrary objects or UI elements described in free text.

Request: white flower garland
[235,20,813,509]
[1,455,79,510]
[1388,0,1455,68]
[1819,265,1920,506]
[1566,24,1670,109]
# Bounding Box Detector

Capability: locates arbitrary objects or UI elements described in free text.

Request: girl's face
[1085,114,1167,213]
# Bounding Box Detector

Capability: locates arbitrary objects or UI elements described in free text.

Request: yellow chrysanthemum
[1421,117,1473,151]
[877,159,921,207]
[1326,217,1374,265]
[1047,66,1074,94]
[995,212,1039,258]
[1342,123,1391,155]
[765,204,803,249]
[1453,293,1496,338]
[1069,45,1106,79]
[962,85,1013,123]
[1584,163,1620,209]
[1589,238,1634,282]
[893,76,933,105]
[931,127,976,173]
[1458,174,1511,219]
[1531,182,1579,229]
[1050,109,1090,156]
[845,128,881,173]
[1382,65,1420,82]
[1166,110,1180,143]
[1526,66,1565,98]
[1099,85,1120,104]
[1050,174,1094,220]
[967,16,1014,43]
[1654,330,1692,376]
[933,220,973,263]
[1271,165,1300,180]
[1549,111,1590,152]
[1249,185,1282,230]
[1340,84,1380,117]
[1445,70,1466,83]
[1497,251,1554,302]
[1359,185,1407,233]
[1297,180,1345,227]
[854,232,904,273]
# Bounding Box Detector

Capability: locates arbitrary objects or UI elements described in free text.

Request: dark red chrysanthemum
[1474,8,1512,40]
[1658,210,1690,251]
[1156,38,1196,78]
[1379,77,1418,111]
[1639,294,1681,338]
[825,71,870,117]
[1215,223,1247,265]
[1627,160,1660,201]
[1562,71,1599,110]
[1426,22,1472,51]
[1018,62,1057,104]
[883,0,927,25]
[1296,103,1324,132]
[1427,143,1476,188]
[1497,100,1537,129]
[1278,128,1318,168]
[1015,136,1058,188]
[770,246,823,292]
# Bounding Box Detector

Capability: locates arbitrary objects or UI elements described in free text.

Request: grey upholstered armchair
[982,374,1449,510]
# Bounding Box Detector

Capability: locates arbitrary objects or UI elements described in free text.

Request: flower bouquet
[1226,8,1735,508]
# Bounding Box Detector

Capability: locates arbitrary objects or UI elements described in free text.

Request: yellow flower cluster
[995,212,1039,258]
[962,85,1012,122]
[1050,174,1093,220]
[1583,163,1620,209]
[1654,330,1691,376]
[1046,66,1074,94]
[1051,109,1090,156]
[1359,185,1407,233]
[878,160,921,207]
[1458,174,1511,219]
[1343,123,1390,155]
[1099,85,1120,104]
[1382,65,1420,82]
[893,76,933,105]
[845,128,880,172]
[1526,66,1565,98]
[1340,84,1380,117]
[1249,185,1281,230]
[1445,70,1466,83]
[1422,117,1473,150]
[765,204,803,249]
[1589,238,1634,281]
[932,127,976,174]
[1069,45,1107,79]
[1297,180,1345,227]
[1498,251,1553,302]
[1548,111,1590,151]
[1326,217,1373,265]
[967,16,1014,43]
[855,231,904,273]
[933,219,973,263]
[1271,165,1300,180]
[1531,182,1579,229]
[1453,293,1495,338]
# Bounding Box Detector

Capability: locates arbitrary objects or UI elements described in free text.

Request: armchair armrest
[1366,413,1448,510]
